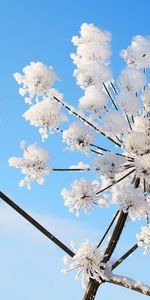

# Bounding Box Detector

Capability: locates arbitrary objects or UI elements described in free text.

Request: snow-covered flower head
[14,62,58,104]
[124,115,150,158]
[116,89,139,116]
[93,152,127,182]
[62,240,110,288]
[61,178,109,216]
[79,85,107,116]
[112,182,149,221]
[8,142,51,189]
[72,60,112,89]
[72,23,111,64]
[62,122,95,154]
[23,98,68,141]
[119,67,146,92]
[142,86,150,111]
[101,111,128,136]
[121,35,150,69]
[137,225,150,255]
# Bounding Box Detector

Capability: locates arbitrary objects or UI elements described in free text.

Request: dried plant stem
[112,244,138,269]
[97,210,120,248]
[102,82,118,111]
[90,143,134,160]
[96,169,135,195]
[52,168,90,171]
[53,96,122,147]
[0,191,74,257]
[109,275,150,296]
[82,210,128,300]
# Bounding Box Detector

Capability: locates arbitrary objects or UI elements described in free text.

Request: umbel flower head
[62,240,110,288]
[8,141,51,189]
[137,225,150,255]
[23,98,68,141]
[14,62,58,104]
[112,181,150,221]
[61,178,109,216]
[62,121,95,154]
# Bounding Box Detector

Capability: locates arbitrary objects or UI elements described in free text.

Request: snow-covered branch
[109,274,150,296]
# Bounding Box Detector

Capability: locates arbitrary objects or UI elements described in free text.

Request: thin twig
[109,275,150,296]
[112,244,138,269]
[0,191,75,257]
[53,96,122,147]
[96,169,135,195]
[102,82,118,111]
[102,210,128,263]
[110,82,118,95]
[97,210,120,248]
[90,143,134,160]
[126,114,132,131]
[52,168,90,171]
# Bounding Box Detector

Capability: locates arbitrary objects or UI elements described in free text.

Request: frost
[61,178,109,216]
[62,122,95,154]
[137,225,150,254]
[112,182,149,221]
[79,85,107,116]
[121,35,150,69]
[93,152,127,182]
[8,142,51,189]
[23,99,67,141]
[69,162,90,170]
[14,62,58,104]
[119,67,146,92]
[62,240,110,288]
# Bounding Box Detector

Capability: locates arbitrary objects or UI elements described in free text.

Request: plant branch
[109,274,150,296]
[102,82,118,111]
[53,96,122,147]
[90,143,134,160]
[52,168,90,171]
[0,191,74,257]
[97,210,120,248]
[112,244,138,269]
[82,210,128,300]
[96,169,135,195]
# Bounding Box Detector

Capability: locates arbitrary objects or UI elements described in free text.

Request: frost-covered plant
[137,225,150,255]
[14,62,58,104]
[23,98,68,141]
[2,22,150,300]
[112,182,150,221]
[61,178,109,216]
[62,121,95,154]
[62,240,110,288]
[8,142,51,189]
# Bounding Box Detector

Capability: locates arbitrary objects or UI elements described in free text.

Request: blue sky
[0,0,150,299]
